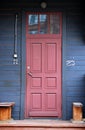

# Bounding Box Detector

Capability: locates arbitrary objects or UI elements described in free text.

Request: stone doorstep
[71,119,85,124]
[0,119,85,128]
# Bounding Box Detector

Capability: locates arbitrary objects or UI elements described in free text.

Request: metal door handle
[28,72,32,77]
[27,66,32,77]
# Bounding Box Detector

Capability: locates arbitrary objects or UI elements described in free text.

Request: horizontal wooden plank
[0,88,20,92]
[66,80,84,86]
[0,94,20,101]
[0,102,15,107]
[0,91,21,96]
[0,64,20,68]
[0,71,20,80]
[67,92,85,97]
[66,70,85,77]
[0,80,20,86]
[66,66,85,71]
[67,56,85,60]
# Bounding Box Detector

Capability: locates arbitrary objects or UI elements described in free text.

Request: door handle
[27,66,32,77]
[28,72,32,77]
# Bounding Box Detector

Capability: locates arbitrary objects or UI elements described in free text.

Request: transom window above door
[28,13,61,34]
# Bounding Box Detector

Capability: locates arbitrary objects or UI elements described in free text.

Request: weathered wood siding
[0,12,21,119]
[66,9,85,119]
[0,0,84,120]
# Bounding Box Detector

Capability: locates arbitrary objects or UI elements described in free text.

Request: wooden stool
[0,102,15,121]
[73,102,83,121]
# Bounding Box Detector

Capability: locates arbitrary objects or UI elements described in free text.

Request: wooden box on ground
[73,102,83,121]
[0,102,15,121]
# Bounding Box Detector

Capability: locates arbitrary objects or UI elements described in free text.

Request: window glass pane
[40,15,48,34]
[50,14,60,34]
[28,15,38,34]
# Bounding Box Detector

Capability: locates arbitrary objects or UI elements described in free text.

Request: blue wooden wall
[66,10,85,119]
[0,1,84,120]
[0,12,21,119]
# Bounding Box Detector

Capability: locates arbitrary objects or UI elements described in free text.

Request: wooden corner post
[73,102,83,121]
[0,102,15,121]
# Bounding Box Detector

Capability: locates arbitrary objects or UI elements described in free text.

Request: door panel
[25,38,61,117]
[31,43,42,72]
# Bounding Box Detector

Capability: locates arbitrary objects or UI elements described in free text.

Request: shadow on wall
[82,11,85,42]
[82,75,85,118]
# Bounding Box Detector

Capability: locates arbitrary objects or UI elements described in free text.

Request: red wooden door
[25,13,62,118]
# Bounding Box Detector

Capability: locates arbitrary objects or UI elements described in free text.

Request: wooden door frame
[20,11,67,120]
[25,12,62,118]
